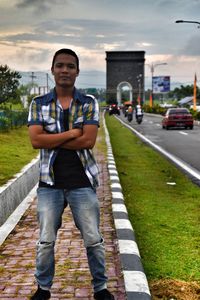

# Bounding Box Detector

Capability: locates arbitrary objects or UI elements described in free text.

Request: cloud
[15,0,67,10]
[0,0,199,85]
[180,35,200,56]
[0,18,135,50]
[15,0,50,14]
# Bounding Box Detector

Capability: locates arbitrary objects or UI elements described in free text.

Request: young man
[28,49,114,300]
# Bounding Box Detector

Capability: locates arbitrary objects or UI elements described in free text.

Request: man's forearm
[29,127,82,149]
[61,134,96,150]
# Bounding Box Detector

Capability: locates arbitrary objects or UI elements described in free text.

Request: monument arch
[106,51,145,105]
[117,81,133,106]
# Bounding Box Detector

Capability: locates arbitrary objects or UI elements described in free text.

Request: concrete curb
[0,184,37,246]
[0,155,39,226]
[103,112,151,300]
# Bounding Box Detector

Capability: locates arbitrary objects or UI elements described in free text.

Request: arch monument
[106,51,145,106]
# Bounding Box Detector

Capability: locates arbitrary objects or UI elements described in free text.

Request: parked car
[109,104,120,115]
[162,108,193,130]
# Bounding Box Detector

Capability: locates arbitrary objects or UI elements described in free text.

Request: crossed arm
[28,124,98,150]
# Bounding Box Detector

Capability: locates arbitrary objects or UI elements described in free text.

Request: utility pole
[46,73,49,93]
[30,72,37,94]
[146,63,167,105]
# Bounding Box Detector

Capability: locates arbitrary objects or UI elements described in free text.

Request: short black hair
[51,48,79,71]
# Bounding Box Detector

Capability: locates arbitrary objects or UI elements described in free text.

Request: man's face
[51,53,79,88]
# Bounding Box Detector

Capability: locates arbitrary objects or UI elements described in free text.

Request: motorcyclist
[127,105,133,122]
[135,104,143,124]
[135,104,143,118]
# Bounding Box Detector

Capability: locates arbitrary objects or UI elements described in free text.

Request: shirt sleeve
[27,98,43,126]
[83,96,99,126]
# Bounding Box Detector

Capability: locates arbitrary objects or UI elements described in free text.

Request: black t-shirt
[39,109,91,189]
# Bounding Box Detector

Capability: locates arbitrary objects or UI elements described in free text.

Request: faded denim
[35,187,107,292]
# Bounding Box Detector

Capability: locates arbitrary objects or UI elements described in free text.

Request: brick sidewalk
[0,152,126,299]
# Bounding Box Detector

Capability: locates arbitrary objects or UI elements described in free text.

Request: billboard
[152,76,170,93]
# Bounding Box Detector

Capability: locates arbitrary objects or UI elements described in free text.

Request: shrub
[0,116,10,131]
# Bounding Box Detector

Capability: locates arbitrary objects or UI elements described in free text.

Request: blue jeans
[35,187,107,292]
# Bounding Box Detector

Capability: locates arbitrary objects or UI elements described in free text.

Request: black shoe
[30,286,51,300]
[94,289,115,300]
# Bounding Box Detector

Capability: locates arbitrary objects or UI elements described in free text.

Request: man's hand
[61,125,98,150]
[71,128,82,139]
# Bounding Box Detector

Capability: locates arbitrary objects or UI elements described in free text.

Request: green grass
[0,126,38,186]
[105,114,200,282]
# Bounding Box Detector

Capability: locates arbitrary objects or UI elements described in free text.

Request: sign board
[152,76,170,93]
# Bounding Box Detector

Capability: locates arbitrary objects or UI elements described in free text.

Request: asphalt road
[117,112,200,183]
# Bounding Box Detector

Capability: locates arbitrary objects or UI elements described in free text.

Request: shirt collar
[45,87,85,104]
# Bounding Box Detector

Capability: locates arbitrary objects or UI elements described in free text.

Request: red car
[162,108,193,130]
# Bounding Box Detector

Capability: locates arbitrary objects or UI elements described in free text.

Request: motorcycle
[127,113,133,122]
[136,114,143,124]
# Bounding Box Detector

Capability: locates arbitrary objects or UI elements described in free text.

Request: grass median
[0,126,38,186]
[105,113,200,299]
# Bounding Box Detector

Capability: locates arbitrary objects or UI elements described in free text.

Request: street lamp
[137,74,142,104]
[146,63,167,104]
[175,20,200,28]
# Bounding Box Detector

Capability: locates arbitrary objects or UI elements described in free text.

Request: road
[117,112,200,184]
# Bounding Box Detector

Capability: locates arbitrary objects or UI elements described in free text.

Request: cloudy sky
[0,0,200,89]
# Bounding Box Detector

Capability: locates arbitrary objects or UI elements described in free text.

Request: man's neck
[56,86,74,109]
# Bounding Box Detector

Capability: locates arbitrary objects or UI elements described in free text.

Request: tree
[0,65,21,104]
[168,84,200,100]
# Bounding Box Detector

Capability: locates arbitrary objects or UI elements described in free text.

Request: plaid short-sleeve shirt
[28,88,100,188]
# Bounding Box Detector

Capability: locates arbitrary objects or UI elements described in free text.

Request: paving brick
[0,151,126,299]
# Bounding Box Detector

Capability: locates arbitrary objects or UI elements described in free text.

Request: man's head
[51,48,79,71]
[51,48,79,89]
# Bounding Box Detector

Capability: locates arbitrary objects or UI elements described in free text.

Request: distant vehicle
[122,101,132,117]
[162,108,193,130]
[136,114,143,124]
[134,104,143,124]
[127,105,133,122]
[109,104,120,115]
[159,103,176,108]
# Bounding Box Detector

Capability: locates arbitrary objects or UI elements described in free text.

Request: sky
[0,0,200,90]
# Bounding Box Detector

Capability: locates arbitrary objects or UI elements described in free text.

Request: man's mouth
[60,77,71,80]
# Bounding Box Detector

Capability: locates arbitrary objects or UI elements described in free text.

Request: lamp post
[146,63,167,105]
[137,74,142,104]
[175,20,200,28]
[175,19,199,111]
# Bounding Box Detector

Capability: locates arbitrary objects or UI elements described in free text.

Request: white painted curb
[103,111,151,300]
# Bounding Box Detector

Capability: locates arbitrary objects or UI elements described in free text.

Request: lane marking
[179,131,188,135]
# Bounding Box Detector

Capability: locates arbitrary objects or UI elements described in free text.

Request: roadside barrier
[103,112,151,300]
[0,156,39,227]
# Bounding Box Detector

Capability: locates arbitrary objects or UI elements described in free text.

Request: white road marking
[179,131,188,135]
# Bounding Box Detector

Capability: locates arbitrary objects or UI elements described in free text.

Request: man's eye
[56,63,63,68]
[68,64,76,69]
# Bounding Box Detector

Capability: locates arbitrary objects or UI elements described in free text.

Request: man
[135,104,143,117]
[28,48,114,300]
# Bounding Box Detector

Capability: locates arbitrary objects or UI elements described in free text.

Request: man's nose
[62,65,69,72]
